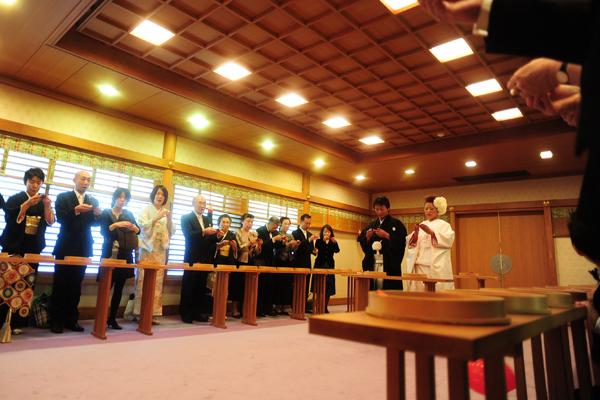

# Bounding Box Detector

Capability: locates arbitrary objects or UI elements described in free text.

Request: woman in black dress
[98,188,139,329]
[213,214,240,317]
[312,224,340,313]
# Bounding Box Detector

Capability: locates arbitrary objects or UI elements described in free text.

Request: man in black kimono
[49,171,101,334]
[0,168,55,333]
[179,195,217,323]
[358,196,407,289]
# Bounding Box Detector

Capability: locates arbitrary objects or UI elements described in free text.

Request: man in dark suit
[358,196,407,290]
[0,168,55,333]
[254,216,281,316]
[179,194,218,323]
[291,214,317,310]
[49,171,101,333]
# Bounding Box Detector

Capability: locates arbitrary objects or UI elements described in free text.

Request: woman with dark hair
[405,196,455,291]
[132,184,173,323]
[98,188,140,329]
[0,167,54,334]
[212,214,240,317]
[312,224,339,313]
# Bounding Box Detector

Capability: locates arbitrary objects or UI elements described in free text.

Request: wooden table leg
[242,272,259,326]
[312,274,326,315]
[137,268,157,336]
[484,354,507,400]
[559,325,575,397]
[530,335,548,400]
[354,277,370,311]
[415,353,435,400]
[543,327,572,400]
[387,348,405,400]
[570,318,593,400]
[512,342,528,400]
[291,274,307,320]
[211,271,229,329]
[92,267,113,340]
[447,359,469,400]
[347,276,353,312]
[476,278,486,289]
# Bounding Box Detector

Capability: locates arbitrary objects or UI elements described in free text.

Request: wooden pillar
[542,201,558,285]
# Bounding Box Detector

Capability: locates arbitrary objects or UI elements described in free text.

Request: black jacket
[291,228,314,268]
[181,212,216,264]
[53,191,100,258]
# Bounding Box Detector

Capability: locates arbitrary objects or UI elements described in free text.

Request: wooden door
[455,211,551,288]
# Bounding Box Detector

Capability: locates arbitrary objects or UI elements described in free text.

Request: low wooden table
[309,306,590,400]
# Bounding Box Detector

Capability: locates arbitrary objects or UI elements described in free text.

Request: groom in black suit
[49,171,101,333]
[179,195,218,323]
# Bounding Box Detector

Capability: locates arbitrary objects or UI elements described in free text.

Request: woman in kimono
[98,188,140,329]
[312,224,340,313]
[132,185,173,324]
[213,214,240,317]
[405,196,455,291]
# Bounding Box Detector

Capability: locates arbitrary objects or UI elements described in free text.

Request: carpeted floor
[1,306,530,399]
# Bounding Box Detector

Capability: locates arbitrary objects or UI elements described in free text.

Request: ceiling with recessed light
[0,0,584,192]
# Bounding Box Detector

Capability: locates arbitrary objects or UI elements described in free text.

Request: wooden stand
[211,267,233,329]
[291,271,309,320]
[242,270,259,326]
[309,306,591,400]
[137,266,158,336]
[311,270,327,315]
[91,265,114,340]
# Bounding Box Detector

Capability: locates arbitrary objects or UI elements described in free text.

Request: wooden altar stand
[309,303,593,400]
[454,272,499,289]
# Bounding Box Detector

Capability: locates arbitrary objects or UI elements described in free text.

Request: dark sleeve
[99,210,117,241]
[181,214,203,241]
[127,210,140,235]
[390,220,407,259]
[55,193,76,227]
[486,0,592,64]
[331,240,340,254]
[4,193,24,220]
[0,193,4,212]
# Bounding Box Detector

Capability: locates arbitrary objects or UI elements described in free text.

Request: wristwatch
[556,62,569,84]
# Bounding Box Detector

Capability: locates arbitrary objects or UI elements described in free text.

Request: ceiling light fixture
[97,84,120,97]
[465,160,477,168]
[314,159,325,168]
[214,62,251,81]
[355,174,366,181]
[540,150,553,159]
[466,78,502,97]
[130,20,175,46]
[405,169,415,175]
[323,117,350,129]
[359,136,384,145]
[492,107,523,121]
[261,140,275,151]
[430,38,474,62]
[379,0,418,14]
[188,114,209,129]
[276,92,308,108]
[0,0,18,5]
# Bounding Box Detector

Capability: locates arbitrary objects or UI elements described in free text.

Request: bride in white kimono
[405,196,455,291]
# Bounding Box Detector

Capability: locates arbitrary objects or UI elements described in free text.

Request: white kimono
[405,218,455,291]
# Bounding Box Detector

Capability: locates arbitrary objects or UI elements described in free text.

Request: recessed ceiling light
[466,78,502,97]
[276,92,307,108]
[540,150,553,159]
[314,158,325,168]
[492,107,523,121]
[214,62,251,81]
[323,117,350,129]
[130,20,175,46]
[0,0,18,5]
[188,114,209,129]
[261,140,275,151]
[405,169,415,175]
[359,136,384,145]
[379,0,418,13]
[430,38,474,62]
[436,132,446,138]
[97,84,119,97]
[355,174,366,181]
[465,160,477,168]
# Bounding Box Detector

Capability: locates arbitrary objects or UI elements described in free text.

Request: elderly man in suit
[179,195,218,323]
[49,170,101,334]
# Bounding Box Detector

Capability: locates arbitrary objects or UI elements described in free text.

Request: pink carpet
[0,307,567,399]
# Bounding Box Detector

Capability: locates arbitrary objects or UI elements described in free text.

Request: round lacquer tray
[507,287,574,308]
[365,290,510,325]
[450,289,549,315]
